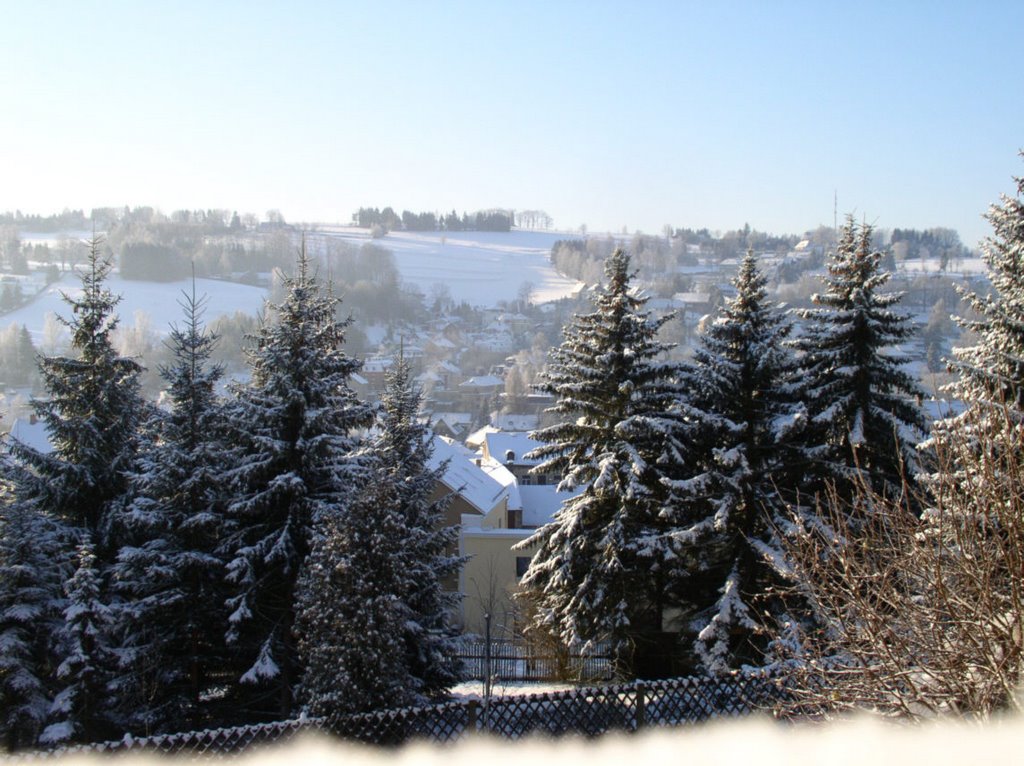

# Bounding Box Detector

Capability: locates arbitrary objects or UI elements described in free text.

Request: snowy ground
[898,256,988,276]
[449,680,577,700]
[313,227,584,306]
[1,272,269,346]
[1,228,583,342]
[44,715,1024,765]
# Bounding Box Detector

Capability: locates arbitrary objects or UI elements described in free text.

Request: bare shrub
[780,404,1024,719]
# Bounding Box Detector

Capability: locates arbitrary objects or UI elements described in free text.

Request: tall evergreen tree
[793,217,926,500]
[220,245,372,719]
[0,477,65,750]
[40,543,115,746]
[517,248,690,678]
[668,251,804,672]
[294,479,412,716]
[372,353,462,700]
[943,165,1024,423]
[110,286,230,733]
[2,237,146,745]
[6,237,147,552]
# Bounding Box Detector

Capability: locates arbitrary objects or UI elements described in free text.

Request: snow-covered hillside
[1,229,583,342]
[2,272,269,345]
[312,227,583,306]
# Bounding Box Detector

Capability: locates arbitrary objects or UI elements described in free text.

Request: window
[515,556,531,579]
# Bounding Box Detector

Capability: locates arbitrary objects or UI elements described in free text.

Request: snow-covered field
[0,229,583,342]
[898,256,988,276]
[1,272,269,346]
[313,227,584,306]
[18,230,94,245]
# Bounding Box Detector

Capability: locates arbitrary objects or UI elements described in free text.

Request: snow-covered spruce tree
[295,479,412,717]
[942,164,1024,427]
[109,286,231,734]
[792,216,926,502]
[516,248,690,679]
[5,237,147,553]
[371,352,462,700]
[2,237,146,743]
[0,475,66,751]
[669,250,805,673]
[220,245,372,720]
[40,542,115,746]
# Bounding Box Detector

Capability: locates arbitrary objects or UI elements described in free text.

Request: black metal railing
[456,639,614,682]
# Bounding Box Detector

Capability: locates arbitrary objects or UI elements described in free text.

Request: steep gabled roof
[483,430,544,466]
[428,435,515,516]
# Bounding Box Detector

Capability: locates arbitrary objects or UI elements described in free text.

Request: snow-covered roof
[519,484,571,527]
[431,411,473,427]
[644,297,682,312]
[673,292,712,304]
[459,375,503,389]
[437,359,461,374]
[428,336,457,349]
[428,436,515,516]
[491,413,539,432]
[9,417,52,455]
[362,357,394,374]
[483,431,544,465]
[473,333,516,352]
[465,425,500,450]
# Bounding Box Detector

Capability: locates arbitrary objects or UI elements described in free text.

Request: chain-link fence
[10,667,792,761]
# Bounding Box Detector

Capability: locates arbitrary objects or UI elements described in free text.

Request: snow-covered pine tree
[793,216,926,501]
[372,352,462,701]
[517,248,690,679]
[220,245,372,720]
[5,237,147,553]
[110,286,231,733]
[40,542,115,746]
[0,477,65,750]
[2,237,147,744]
[294,479,412,716]
[942,164,1024,426]
[669,250,804,673]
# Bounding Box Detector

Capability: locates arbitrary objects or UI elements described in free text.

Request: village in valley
[5,2,1024,759]
[0,210,979,644]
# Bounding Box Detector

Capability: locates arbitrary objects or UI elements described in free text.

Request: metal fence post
[635,683,646,731]
[484,612,492,702]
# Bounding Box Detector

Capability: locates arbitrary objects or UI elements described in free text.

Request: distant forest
[354,206,514,233]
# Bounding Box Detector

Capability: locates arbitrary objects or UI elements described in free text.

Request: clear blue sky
[2,1,1021,246]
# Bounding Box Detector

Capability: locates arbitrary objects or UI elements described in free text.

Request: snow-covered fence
[10,668,791,759]
[8,716,316,761]
[456,639,614,682]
